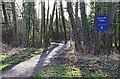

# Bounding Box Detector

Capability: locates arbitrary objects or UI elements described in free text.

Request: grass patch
[31,45,81,78]
[0,55,7,61]
[32,64,81,77]
[0,64,10,70]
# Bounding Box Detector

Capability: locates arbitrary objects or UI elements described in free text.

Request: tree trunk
[80,0,90,53]
[11,2,17,47]
[55,7,59,40]
[60,2,67,44]
[0,1,2,44]
[2,2,9,27]
[118,1,120,53]
[94,2,101,55]
[32,2,35,46]
[67,2,81,51]
[105,2,117,55]
[41,2,47,48]
[45,0,50,46]
[25,2,31,47]
[49,2,56,40]
[75,2,83,52]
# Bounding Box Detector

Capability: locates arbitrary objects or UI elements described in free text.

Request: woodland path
[2,43,68,77]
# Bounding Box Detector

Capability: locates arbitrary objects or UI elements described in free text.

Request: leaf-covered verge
[78,59,118,77]
[31,46,119,78]
[0,44,57,70]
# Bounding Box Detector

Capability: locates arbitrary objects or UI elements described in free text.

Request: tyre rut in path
[2,43,67,77]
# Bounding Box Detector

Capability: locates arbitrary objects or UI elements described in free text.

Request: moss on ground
[32,64,81,77]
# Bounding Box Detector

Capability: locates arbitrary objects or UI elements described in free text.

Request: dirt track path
[2,43,67,77]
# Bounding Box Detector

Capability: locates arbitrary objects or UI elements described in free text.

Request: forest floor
[32,45,119,78]
[1,43,119,78]
[2,43,68,77]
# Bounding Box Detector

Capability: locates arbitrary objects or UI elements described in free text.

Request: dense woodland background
[1,1,120,55]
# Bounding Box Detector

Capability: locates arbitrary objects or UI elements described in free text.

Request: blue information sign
[96,15,108,31]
